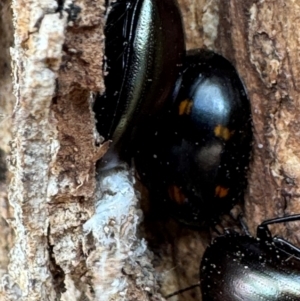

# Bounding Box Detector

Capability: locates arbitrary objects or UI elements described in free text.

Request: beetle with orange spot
[134,49,252,227]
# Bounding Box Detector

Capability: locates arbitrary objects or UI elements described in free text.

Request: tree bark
[142,1,300,300]
[0,0,14,289]
[1,0,300,301]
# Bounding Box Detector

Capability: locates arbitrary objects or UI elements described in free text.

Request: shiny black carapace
[134,49,252,226]
[94,0,185,169]
[200,214,300,301]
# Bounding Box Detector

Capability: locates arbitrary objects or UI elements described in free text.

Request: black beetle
[134,49,252,226]
[200,214,300,301]
[93,0,185,169]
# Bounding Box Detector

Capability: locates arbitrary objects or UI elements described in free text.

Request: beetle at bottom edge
[200,214,300,301]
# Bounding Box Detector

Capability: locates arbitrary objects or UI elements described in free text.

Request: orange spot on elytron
[214,125,233,141]
[179,99,193,115]
[168,185,186,204]
[215,186,229,198]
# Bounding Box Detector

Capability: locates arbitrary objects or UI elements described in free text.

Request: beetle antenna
[164,282,200,299]
[257,214,300,240]
[260,214,300,227]
[257,214,300,255]
[238,213,251,235]
[273,236,300,259]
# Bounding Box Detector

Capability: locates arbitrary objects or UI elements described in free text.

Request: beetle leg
[237,213,251,235]
[257,214,300,246]
[164,282,200,299]
[260,214,300,227]
[273,236,300,259]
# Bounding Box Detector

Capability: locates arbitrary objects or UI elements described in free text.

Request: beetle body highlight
[94,0,185,169]
[134,49,252,226]
[201,215,300,301]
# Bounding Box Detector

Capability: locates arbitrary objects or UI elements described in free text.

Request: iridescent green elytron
[93,0,184,169]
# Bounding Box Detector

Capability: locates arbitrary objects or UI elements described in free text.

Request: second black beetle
[200,214,300,301]
[134,49,252,226]
[94,0,185,169]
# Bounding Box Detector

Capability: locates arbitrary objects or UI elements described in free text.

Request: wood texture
[0,0,14,288]
[2,0,162,300]
[1,0,300,301]
[145,1,300,300]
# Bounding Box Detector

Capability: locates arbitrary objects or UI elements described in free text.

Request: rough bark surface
[2,0,162,300]
[0,0,14,285]
[142,1,300,301]
[1,0,300,301]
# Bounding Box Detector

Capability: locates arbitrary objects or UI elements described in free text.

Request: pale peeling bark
[2,0,161,301]
[2,1,300,301]
[0,0,14,285]
[3,5,69,301]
